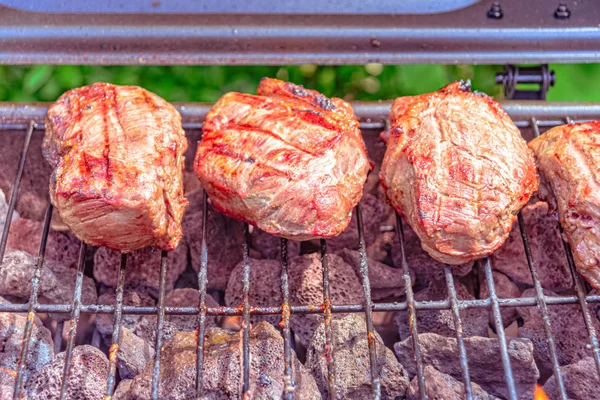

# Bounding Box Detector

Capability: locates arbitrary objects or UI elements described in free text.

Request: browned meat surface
[194,78,370,240]
[528,122,600,289]
[43,83,188,252]
[380,81,538,264]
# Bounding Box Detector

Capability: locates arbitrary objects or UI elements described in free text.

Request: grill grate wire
[0,113,599,400]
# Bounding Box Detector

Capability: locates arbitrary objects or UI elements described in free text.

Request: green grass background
[0,64,597,102]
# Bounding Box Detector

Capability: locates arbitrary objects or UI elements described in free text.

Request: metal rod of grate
[2,114,600,400]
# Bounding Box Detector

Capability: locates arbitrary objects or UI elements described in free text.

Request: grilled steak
[194,78,370,240]
[380,81,538,264]
[528,122,600,289]
[43,83,188,252]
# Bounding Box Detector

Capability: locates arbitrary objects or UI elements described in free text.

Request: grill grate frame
[0,104,599,400]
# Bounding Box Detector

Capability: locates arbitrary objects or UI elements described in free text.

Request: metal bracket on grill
[496,64,556,100]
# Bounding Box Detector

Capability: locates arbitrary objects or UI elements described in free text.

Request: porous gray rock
[117,327,153,380]
[394,333,539,400]
[136,288,219,345]
[306,314,409,400]
[0,133,52,222]
[325,193,392,252]
[250,227,300,260]
[406,365,498,400]
[0,310,54,389]
[289,252,364,347]
[7,217,80,269]
[389,223,473,291]
[492,202,572,292]
[183,190,244,291]
[0,189,18,233]
[26,345,108,400]
[94,245,187,297]
[116,322,322,400]
[226,253,366,347]
[337,248,411,300]
[95,288,155,338]
[480,269,521,327]
[395,278,488,339]
[0,249,97,321]
[543,357,600,400]
[517,288,600,374]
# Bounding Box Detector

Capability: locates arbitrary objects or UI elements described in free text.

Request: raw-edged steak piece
[194,78,370,240]
[380,81,538,264]
[43,83,188,252]
[529,121,600,289]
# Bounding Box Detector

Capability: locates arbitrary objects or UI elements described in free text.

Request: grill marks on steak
[528,121,600,289]
[380,81,538,264]
[195,78,370,240]
[43,83,188,252]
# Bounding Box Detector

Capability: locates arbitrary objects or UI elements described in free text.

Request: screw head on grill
[487,2,503,19]
[554,3,571,19]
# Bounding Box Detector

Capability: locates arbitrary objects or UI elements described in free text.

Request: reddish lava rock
[517,288,600,374]
[395,278,488,339]
[117,327,153,380]
[492,202,572,292]
[26,345,109,400]
[183,190,244,291]
[395,333,539,400]
[543,357,600,400]
[480,269,522,327]
[0,305,54,390]
[6,217,80,269]
[406,365,498,400]
[95,288,155,338]
[306,314,409,400]
[117,322,321,399]
[93,245,187,297]
[0,249,97,322]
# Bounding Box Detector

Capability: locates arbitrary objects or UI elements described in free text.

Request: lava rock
[0,310,54,388]
[95,288,155,338]
[492,202,572,292]
[0,249,97,321]
[7,217,80,269]
[250,227,300,260]
[136,288,219,345]
[26,345,108,400]
[517,288,600,374]
[325,193,392,252]
[337,248,411,300]
[480,269,522,327]
[543,357,600,400]
[0,133,52,221]
[94,245,187,297]
[0,189,18,233]
[394,333,539,400]
[388,223,474,291]
[117,327,153,380]
[225,258,283,327]
[183,190,244,291]
[395,278,488,339]
[117,322,322,400]
[288,252,365,347]
[406,365,498,400]
[114,379,133,399]
[306,314,409,400]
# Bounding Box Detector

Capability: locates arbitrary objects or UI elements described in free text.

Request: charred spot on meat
[194,78,371,241]
[380,81,538,264]
[42,83,188,252]
[528,121,600,289]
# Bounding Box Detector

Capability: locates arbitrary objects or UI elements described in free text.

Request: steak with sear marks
[43,83,188,252]
[380,81,538,264]
[194,78,370,240]
[529,121,600,289]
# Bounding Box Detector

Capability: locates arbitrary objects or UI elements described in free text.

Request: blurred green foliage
[0,64,596,102]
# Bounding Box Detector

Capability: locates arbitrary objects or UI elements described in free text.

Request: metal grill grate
[1,102,600,400]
